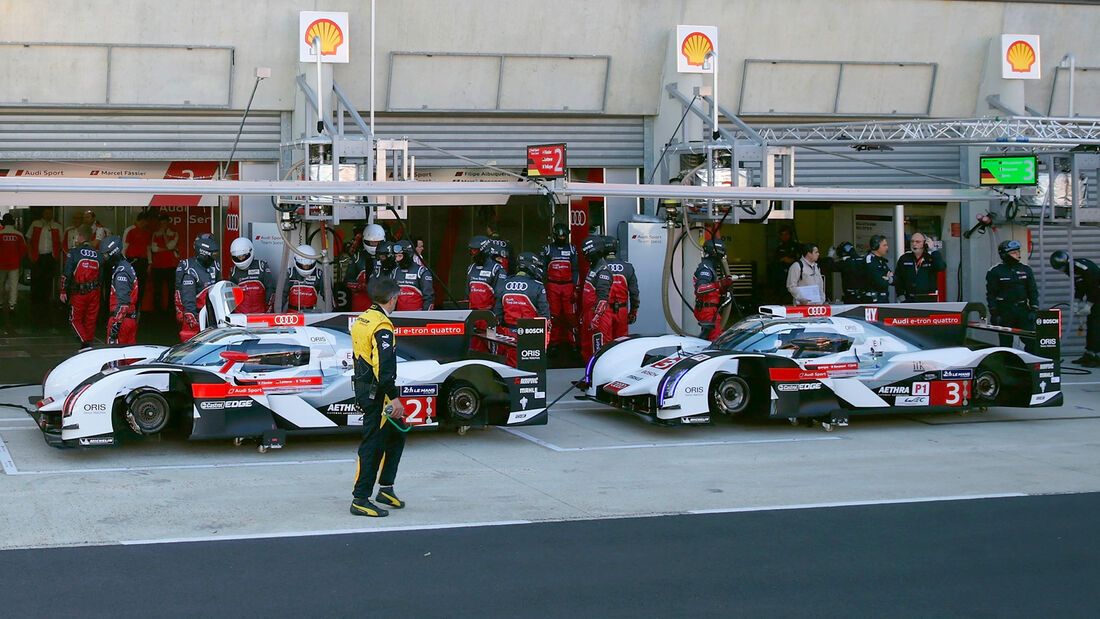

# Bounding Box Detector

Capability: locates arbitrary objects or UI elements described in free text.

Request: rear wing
[230,309,499,363]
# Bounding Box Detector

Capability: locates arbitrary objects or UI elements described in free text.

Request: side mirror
[219,350,250,373]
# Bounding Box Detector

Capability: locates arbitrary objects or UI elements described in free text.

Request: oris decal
[683,386,705,395]
[1039,338,1057,347]
[83,403,107,412]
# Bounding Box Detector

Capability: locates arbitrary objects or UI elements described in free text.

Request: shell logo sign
[1001,34,1040,80]
[676,25,718,74]
[299,11,349,63]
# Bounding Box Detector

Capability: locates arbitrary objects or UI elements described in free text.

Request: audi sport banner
[0,161,223,207]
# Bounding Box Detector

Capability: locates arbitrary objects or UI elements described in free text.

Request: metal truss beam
[728,116,1100,146]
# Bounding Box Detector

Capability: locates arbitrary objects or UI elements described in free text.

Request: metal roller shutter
[1027,225,1100,357]
[0,109,282,161]
[350,114,644,169]
[792,144,963,188]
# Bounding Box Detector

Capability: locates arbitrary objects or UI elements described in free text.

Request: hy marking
[499,427,841,452]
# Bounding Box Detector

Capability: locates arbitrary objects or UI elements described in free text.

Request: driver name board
[526,144,566,178]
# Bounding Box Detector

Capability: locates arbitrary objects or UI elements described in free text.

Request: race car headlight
[658,369,689,406]
[63,384,91,418]
[583,354,597,384]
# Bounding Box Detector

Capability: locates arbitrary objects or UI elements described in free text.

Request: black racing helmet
[516,252,545,279]
[392,239,414,268]
[376,241,397,269]
[468,235,489,260]
[581,235,606,262]
[1050,250,1070,272]
[100,235,123,263]
[604,236,620,256]
[998,239,1022,262]
[552,222,569,244]
[836,241,857,259]
[703,238,727,259]
[194,233,219,267]
[481,238,504,261]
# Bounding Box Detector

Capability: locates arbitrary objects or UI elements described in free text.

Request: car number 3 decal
[931,380,969,406]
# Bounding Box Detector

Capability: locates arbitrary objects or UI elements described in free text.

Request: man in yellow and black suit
[350,277,407,517]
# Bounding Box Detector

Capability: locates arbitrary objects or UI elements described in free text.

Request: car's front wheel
[709,374,751,417]
[124,389,171,435]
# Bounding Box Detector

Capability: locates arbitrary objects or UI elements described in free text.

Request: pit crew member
[350,277,406,518]
[894,232,945,303]
[694,238,734,340]
[227,237,275,314]
[592,237,639,353]
[862,235,893,303]
[540,222,578,351]
[494,252,550,367]
[391,239,434,310]
[345,223,386,311]
[986,240,1037,351]
[834,241,864,303]
[579,235,609,361]
[1050,249,1100,366]
[101,235,139,345]
[60,225,101,349]
[467,236,506,353]
[284,244,325,313]
[175,234,219,341]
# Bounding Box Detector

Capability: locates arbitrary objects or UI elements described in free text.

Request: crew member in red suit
[100,235,139,345]
[540,222,578,353]
[175,234,219,341]
[591,237,639,351]
[579,235,609,362]
[0,213,27,328]
[62,211,84,259]
[345,223,385,312]
[60,225,101,349]
[493,252,550,367]
[391,240,434,310]
[122,211,152,311]
[227,237,275,313]
[26,207,64,327]
[150,214,179,315]
[466,236,505,353]
[284,244,325,312]
[693,238,734,341]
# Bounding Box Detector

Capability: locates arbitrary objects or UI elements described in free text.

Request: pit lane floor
[2,367,1100,551]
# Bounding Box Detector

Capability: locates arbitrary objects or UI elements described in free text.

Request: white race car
[577,303,1063,427]
[35,284,547,450]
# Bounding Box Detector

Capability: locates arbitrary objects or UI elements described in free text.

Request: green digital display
[979,155,1037,186]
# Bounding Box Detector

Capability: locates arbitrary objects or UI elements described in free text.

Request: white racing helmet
[230,237,254,270]
[363,223,385,255]
[294,244,320,277]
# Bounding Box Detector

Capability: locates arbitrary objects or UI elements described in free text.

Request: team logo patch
[399,384,439,397]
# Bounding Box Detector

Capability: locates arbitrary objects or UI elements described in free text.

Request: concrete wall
[4,1,1098,117]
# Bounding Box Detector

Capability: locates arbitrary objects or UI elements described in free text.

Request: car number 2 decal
[399,396,436,425]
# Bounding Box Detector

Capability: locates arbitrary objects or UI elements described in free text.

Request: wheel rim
[975,370,1000,401]
[715,376,749,415]
[449,387,480,420]
[131,394,169,433]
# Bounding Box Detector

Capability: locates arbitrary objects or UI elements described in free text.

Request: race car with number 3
[34,297,547,450]
[577,303,1063,428]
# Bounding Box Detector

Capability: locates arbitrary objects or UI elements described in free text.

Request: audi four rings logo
[226,214,240,232]
[505,281,527,291]
[272,314,300,325]
[806,306,829,316]
[570,210,587,226]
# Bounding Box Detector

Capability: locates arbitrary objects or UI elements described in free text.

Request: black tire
[126,390,171,435]
[973,367,1001,402]
[709,374,751,417]
[443,379,481,422]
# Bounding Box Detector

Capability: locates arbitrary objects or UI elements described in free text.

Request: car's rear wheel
[974,367,1001,402]
[125,390,171,435]
[444,380,481,422]
[710,374,751,417]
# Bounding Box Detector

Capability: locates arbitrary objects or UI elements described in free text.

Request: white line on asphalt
[498,427,841,451]
[115,492,1035,547]
[0,426,36,431]
[1062,380,1100,385]
[6,457,357,476]
[0,432,19,474]
[119,520,534,546]
[0,417,34,422]
[688,493,1028,515]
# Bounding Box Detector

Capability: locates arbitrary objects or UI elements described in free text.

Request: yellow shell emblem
[1006,40,1036,73]
[304,19,344,56]
[681,32,714,68]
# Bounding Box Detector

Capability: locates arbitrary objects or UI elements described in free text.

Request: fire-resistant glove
[115,304,132,318]
[590,300,608,331]
[183,313,199,331]
[59,291,68,304]
[628,309,638,325]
